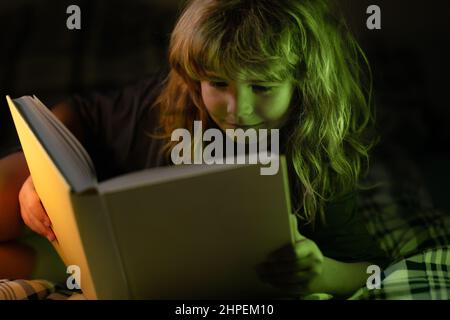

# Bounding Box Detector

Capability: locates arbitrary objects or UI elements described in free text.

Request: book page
[7,96,98,299]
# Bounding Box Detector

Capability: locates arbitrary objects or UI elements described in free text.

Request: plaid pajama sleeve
[350,246,450,300]
[350,152,450,300]
[0,279,56,300]
[0,279,83,300]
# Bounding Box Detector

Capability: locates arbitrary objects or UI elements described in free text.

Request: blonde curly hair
[152,0,377,226]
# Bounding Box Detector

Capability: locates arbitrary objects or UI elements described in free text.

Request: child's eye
[210,81,228,88]
[251,85,273,93]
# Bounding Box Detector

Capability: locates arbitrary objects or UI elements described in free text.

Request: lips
[224,121,263,128]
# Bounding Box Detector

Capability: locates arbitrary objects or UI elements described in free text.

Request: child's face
[200,76,295,130]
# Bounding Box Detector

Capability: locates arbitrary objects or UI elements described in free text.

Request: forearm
[0,152,29,241]
[0,242,36,279]
[311,257,371,298]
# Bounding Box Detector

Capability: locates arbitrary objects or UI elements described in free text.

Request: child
[0,0,389,298]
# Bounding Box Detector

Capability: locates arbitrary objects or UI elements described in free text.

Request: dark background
[1,0,449,212]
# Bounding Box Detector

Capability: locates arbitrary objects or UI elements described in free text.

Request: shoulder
[106,67,169,118]
[68,67,169,119]
[63,68,170,178]
[124,68,169,108]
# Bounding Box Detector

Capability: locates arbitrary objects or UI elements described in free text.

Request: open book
[6,95,298,299]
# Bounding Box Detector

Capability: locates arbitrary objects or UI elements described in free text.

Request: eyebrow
[202,70,226,79]
[203,70,284,83]
[240,74,287,83]
[207,78,283,85]
[207,77,227,82]
[244,80,282,84]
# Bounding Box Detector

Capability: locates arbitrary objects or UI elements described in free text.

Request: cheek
[255,95,292,121]
[201,85,227,116]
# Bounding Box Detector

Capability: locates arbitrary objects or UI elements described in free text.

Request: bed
[1,153,449,300]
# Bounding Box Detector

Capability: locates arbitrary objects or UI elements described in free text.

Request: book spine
[71,191,130,299]
[278,156,299,244]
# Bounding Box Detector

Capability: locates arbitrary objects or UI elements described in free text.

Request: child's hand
[18,175,56,241]
[257,237,324,296]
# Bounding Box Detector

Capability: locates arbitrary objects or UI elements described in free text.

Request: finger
[28,202,53,235]
[267,238,315,262]
[25,194,52,228]
[27,211,51,238]
[258,261,321,284]
[20,185,55,241]
[32,216,56,241]
[293,240,321,261]
[20,176,52,228]
[267,242,303,262]
[47,228,56,242]
[25,211,47,236]
[23,203,55,241]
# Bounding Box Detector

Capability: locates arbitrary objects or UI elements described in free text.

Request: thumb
[295,231,307,242]
[290,213,306,242]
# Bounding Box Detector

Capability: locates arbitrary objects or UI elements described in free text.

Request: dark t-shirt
[68,71,171,181]
[8,70,390,267]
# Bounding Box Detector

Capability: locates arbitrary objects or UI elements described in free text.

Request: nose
[226,84,254,121]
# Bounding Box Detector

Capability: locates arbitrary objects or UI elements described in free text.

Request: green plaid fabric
[350,246,450,300]
[0,279,85,300]
[0,279,55,300]
[349,150,450,300]
[359,154,450,260]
